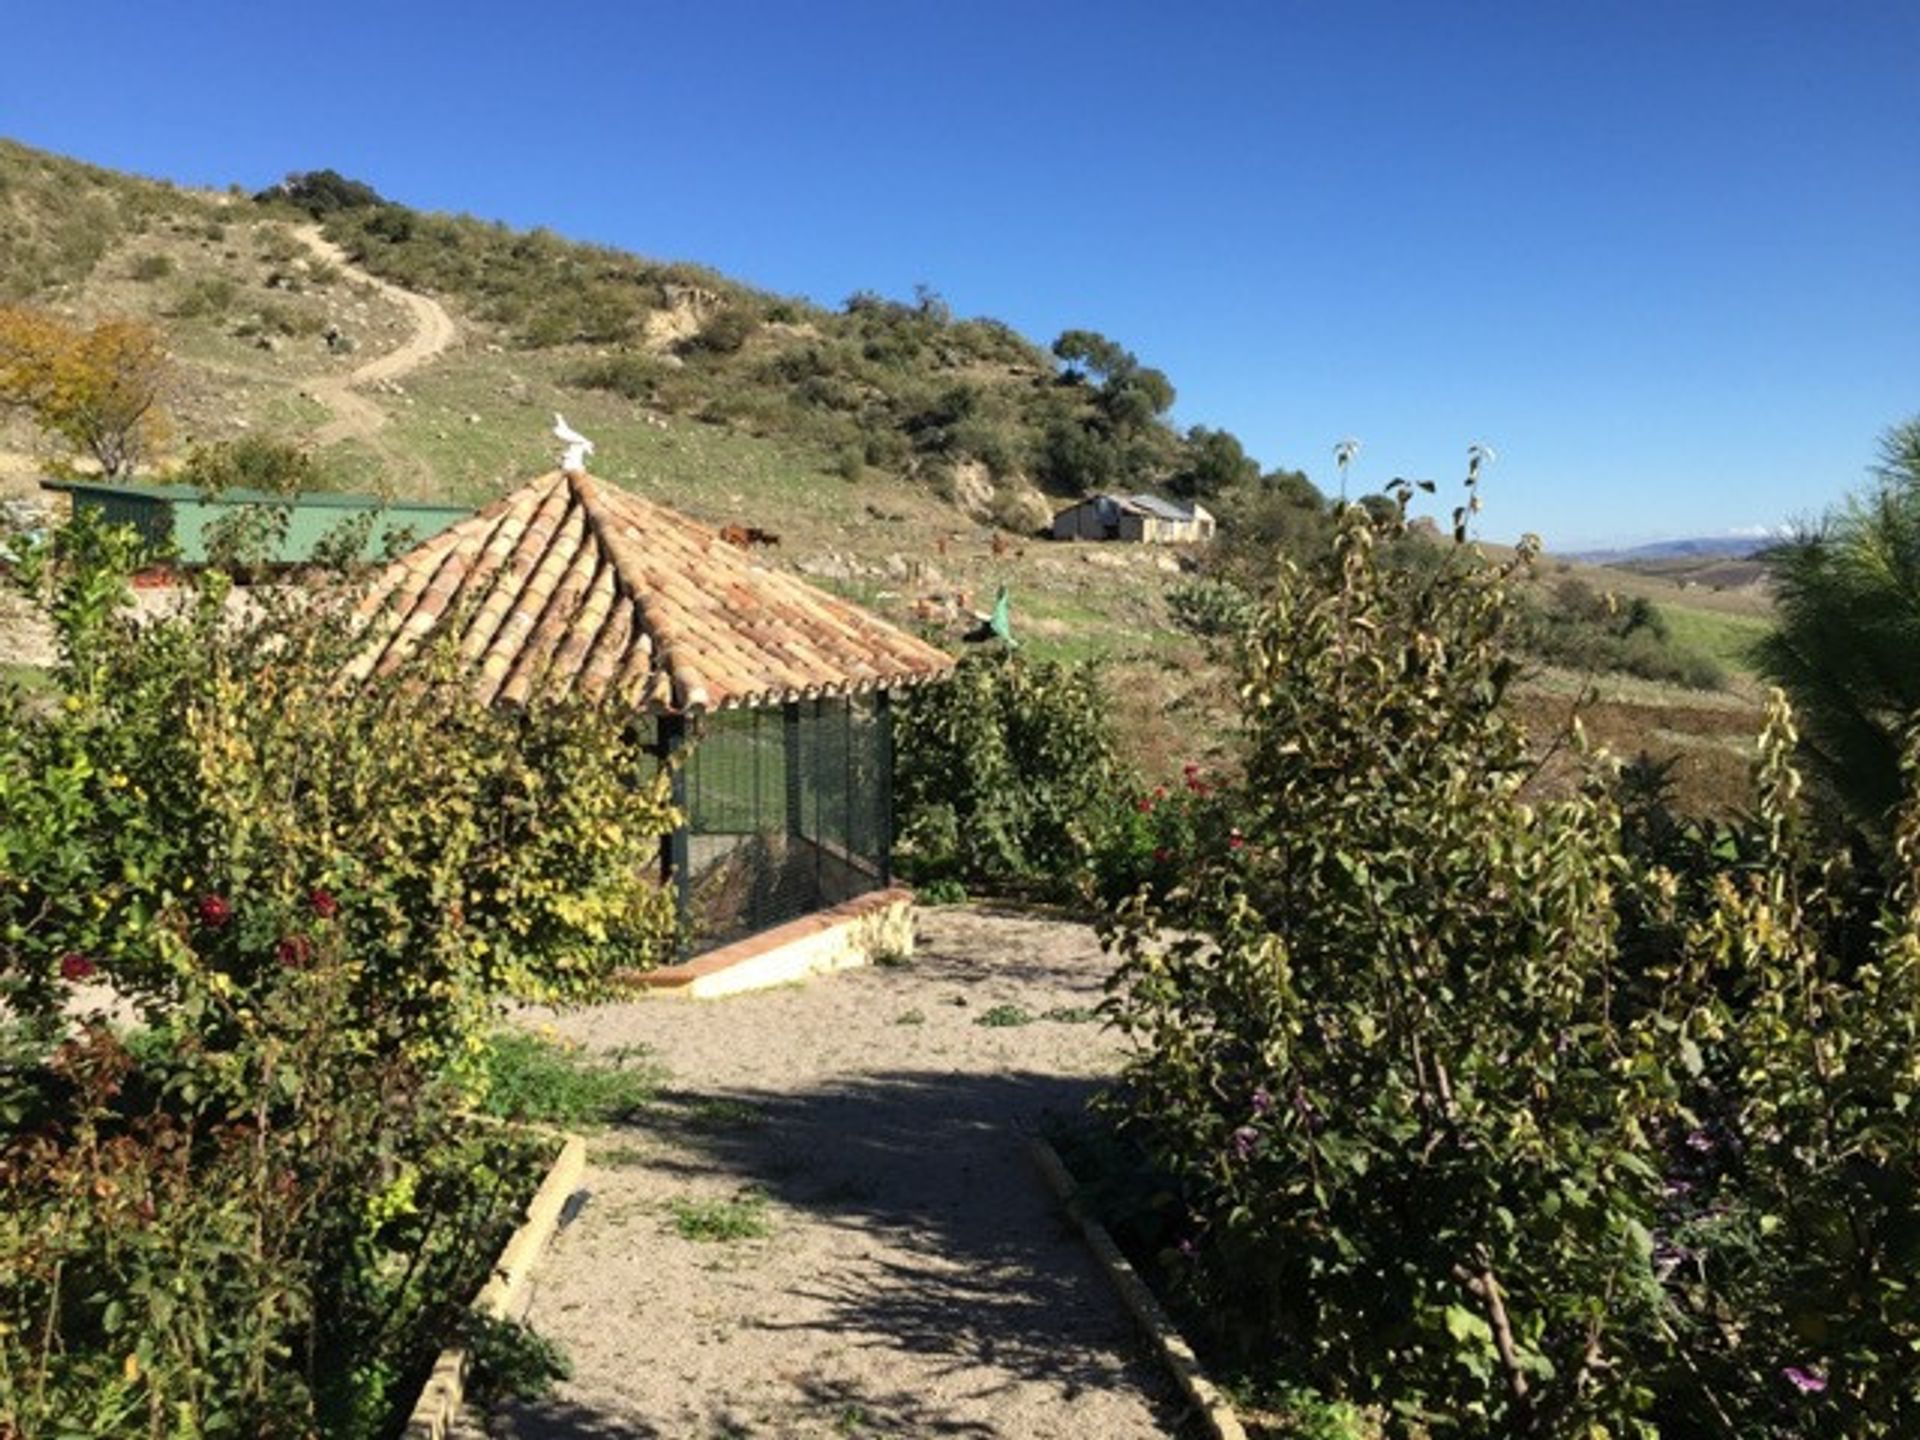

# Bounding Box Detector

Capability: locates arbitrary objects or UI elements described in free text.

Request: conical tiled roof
[348,469,953,712]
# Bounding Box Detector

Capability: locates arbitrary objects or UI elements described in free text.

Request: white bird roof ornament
[553,413,595,473]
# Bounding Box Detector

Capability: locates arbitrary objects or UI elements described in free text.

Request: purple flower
[1783,1366,1827,1395]
[1230,1126,1259,1162]
[1176,1236,1198,1259]
[1685,1127,1714,1154]
[1250,1086,1275,1118]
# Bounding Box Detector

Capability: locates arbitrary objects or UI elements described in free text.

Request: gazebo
[350,466,954,980]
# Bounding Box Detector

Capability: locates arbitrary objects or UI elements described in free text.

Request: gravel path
[488,906,1182,1439]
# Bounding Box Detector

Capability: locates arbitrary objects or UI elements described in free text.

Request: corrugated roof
[347,469,954,713]
[1124,493,1198,522]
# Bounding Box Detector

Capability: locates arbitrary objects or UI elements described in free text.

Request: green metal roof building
[42,480,470,565]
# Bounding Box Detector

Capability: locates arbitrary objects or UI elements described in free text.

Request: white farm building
[1050,493,1216,544]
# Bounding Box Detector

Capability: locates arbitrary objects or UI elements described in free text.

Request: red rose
[308,888,339,920]
[1152,847,1172,864]
[1135,797,1154,814]
[196,893,233,929]
[60,952,96,981]
[276,935,313,970]
[1183,761,1201,777]
[1228,832,1246,852]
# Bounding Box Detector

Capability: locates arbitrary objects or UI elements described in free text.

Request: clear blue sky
[5,2,1915,548]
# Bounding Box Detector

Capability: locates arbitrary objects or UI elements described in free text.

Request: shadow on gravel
[663,1068,1179,1411]
[491,1400,662,1439]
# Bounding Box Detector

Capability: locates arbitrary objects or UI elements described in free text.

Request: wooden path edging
[404,1129,587,1438]
[1028,1137,1249,1440]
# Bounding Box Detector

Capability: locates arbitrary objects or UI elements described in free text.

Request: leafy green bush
[894,653,1128,896]
[175,434,321,496]
[1165,576,1259,641]
[0,510,678,1435]
[1089,761,1236,907]
[1103,489,1920,1435]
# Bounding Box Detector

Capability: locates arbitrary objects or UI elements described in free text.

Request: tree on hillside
[1050,328,1176,431]
[0,306,170,478]
[1759,415,1920,837]
[255,169,386,216]
[1050,328,1135,383]
[1169,425,1260,499]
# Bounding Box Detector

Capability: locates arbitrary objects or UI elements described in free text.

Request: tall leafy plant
[1105,490,1686,1433]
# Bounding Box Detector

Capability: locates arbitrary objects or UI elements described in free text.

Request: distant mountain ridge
[1568,534,1782,566]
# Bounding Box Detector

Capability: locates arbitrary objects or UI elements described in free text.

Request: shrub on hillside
[679,304,759,356]
[1520,580,1726,689]
[572,351,660,401]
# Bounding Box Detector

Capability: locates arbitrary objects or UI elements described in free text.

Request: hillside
[0,139,1774,808]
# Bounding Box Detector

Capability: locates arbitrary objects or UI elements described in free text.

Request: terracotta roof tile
[351,469,954,712]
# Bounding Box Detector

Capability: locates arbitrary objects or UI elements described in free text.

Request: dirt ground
[483,906,1185,1439]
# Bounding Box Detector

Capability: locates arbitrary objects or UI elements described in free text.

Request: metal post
[783,701,804,840]
[657,713,692,950]
[876,689,894,887]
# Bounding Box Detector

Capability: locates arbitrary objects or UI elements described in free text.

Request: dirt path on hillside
[486,907,1185,1439]
[292,224,457,449]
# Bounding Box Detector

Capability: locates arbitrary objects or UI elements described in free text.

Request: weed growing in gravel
[685,1097,766,1130]
[477,1032,664,1127]
[895,1009,926,1026]
[1041,1005,1102,1025]
[975,1003,1036,1028]
[670,1190,773,1243]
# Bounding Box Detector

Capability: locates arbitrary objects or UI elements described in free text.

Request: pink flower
[59,952,96,982]
[1251,1086,1275,1117]
[1783,1366,1827,1395]
[1230,1126,1259,1161]
[196,893,233,929]
[1228,831,1245,852]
